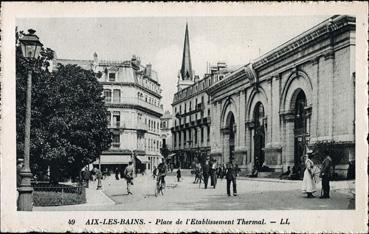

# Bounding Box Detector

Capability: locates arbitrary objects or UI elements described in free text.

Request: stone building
[53,54,164,174]
[207,15,355,176]
[171,24,236,168]
[160,111,173,163]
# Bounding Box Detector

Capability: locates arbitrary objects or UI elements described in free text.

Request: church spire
[180,23,193,81]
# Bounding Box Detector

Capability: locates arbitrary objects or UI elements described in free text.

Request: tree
[16,31,111,183]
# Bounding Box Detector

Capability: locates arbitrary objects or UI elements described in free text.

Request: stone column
[222,131,229,164]
[284,113,295,167]
[311,57,320,142]
[245,122,253,171]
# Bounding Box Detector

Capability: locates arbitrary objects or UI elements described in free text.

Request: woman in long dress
[301,154,317,198]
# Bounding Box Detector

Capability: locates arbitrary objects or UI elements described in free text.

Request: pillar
[284,113,295,168]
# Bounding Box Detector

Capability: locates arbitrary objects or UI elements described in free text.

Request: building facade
[160,111,173,150]
[53,54,164,174]
[171,24,236,168]
[207,15,355,176]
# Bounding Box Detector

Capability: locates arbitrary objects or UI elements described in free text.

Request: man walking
[226,160,237,196]
[320,153,332,199]
[124,161,134,195]
[210,159,218,188]
[202,160,210,189]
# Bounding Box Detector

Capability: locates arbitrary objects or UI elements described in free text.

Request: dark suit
[226,162,237,196]
[320,156,332,198]
[202,163,210,189]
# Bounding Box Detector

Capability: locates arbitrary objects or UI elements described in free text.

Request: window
[113,111,120,128]
[208,108,210,117]
[180,105,182,114]
[201,127,204,143]
[109,72,116,81]
[113,89,121,103]
[112,133,120,148]
[103,89,112,102]
[107,111,111,126]
[194,128,198,144]
[174,134,177,147]
[184,103,187,113]
[189,101,192,111]
[179,133,182,146]
[207,127,210,142]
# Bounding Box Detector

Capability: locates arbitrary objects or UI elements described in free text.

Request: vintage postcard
[1,2,368,233]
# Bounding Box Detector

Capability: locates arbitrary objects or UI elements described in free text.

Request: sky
[17,16,329,112]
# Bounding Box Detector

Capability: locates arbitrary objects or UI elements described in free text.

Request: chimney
[145,64,152,77]
[217,61,227,70]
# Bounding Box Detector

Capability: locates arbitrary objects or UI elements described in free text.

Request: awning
[136,155,149,163]
[93,155,131,165]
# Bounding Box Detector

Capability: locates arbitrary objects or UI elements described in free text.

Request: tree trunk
[49,164,60,184]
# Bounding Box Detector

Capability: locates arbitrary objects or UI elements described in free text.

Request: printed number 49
[68,219,75,225]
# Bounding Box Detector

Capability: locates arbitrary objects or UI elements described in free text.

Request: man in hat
[17,158,24,188]
[202,159,210,189]
[320,153,332,198]
[226,159,238,196]
[124,161,134,195]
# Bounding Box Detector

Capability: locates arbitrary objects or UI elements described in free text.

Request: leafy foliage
[16,30,111,183]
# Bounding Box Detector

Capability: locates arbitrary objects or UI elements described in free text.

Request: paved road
[34,174,354,211]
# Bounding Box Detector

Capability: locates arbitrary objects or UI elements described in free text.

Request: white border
[1,2,368,233]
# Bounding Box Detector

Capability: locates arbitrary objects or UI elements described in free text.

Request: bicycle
[155,175,165,197]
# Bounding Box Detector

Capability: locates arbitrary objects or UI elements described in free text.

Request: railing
[32,182,86,206]
[123,98,163,114]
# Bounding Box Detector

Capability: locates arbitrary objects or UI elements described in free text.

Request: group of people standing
[193,158,239,196]
[302,153,332,199]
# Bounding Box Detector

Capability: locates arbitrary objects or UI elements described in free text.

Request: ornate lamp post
[17,29,43,211]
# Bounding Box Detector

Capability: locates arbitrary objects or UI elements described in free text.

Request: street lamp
[17,29,43,211]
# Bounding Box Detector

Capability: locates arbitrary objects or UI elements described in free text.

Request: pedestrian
[194,163,201,183]
[16,158,24,204]
[301,153,317,198]
[202,160,210,189]
[115,167,120,180]
[211,159,218,188]
[226,160,237,196]
[153,166,157,179]
[319,153,332,199]
[217,166,221,178]
[124,161,134,195]
[221,164,226,179]
[177,168,181,182]
[83,167,90,188]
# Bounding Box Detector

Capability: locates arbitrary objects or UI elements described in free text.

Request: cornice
[101,82,162,99]
[253,15,355,70]
[106,103,163,117]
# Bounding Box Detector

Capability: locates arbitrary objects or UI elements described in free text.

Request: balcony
[109,97,164,115]
[111,142,120,148]
[136,122,148,133]
[109,121,125,129]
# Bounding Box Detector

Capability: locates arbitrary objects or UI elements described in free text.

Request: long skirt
[301,169,316,193]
